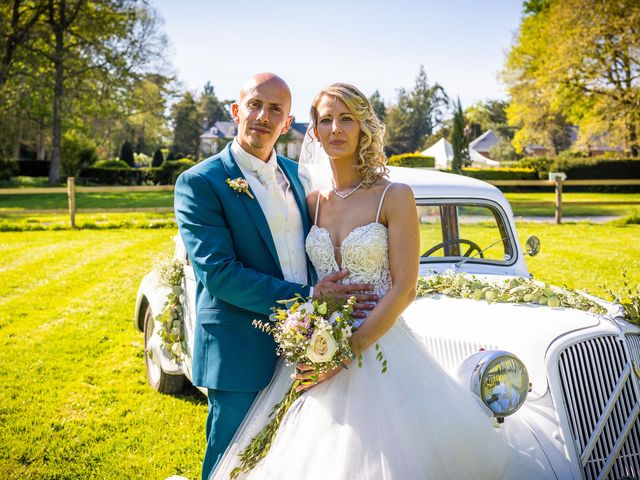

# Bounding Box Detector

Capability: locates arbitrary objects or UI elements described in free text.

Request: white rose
[305,330,338,363]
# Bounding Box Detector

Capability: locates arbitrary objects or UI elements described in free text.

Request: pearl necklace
[332,180,365,199]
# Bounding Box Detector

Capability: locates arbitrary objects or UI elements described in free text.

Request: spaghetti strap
[376,183,393,223]
[314,191,322,225]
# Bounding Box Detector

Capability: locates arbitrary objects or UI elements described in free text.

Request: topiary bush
[119,140,135,167]
[94,159,131,169]
[387,153,435,168]
[152,149,164,167]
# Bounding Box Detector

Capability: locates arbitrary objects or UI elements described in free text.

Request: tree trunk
[628,116,638,158]
[48,26,64,184]
[37,118,46,160]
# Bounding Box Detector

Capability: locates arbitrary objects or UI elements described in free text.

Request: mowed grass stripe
[0,235,98,275]
[0,230,175,310]
[0,229,204,479]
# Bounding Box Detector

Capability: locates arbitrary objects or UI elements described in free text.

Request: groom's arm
[175,169,311,316]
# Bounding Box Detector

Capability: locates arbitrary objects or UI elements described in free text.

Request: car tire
[143,303,185,394]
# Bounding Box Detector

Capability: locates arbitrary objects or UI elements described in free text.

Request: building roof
[200,121,237,140]
[290,122,309,136]
[469,130,499,151]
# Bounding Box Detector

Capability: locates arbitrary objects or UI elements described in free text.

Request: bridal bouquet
[231,295,385,478]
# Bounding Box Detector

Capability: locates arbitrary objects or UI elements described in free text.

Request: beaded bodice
[305,222,392,300]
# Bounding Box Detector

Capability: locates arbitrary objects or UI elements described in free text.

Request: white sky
[152,0,523,122]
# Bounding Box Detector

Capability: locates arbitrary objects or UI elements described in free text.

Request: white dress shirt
[230,139,308,286]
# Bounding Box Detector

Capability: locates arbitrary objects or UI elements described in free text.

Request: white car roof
[387,166,509,208]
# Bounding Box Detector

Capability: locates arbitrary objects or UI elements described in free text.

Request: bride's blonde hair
[309,83,388,188]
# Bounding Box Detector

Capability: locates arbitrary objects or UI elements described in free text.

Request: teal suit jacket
[174,144,313,391]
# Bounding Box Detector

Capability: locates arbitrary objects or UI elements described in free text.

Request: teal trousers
[202,389,258,480]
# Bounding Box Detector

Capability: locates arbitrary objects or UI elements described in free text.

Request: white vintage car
[134,167,640,480]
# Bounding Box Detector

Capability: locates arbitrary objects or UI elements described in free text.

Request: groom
[174,73,375,480]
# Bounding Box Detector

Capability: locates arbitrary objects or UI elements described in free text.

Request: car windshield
[417,200,515,265]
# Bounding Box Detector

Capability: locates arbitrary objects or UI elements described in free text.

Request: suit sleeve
[174,169,311,315]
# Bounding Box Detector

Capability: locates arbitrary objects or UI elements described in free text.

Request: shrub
[387,153,435,168]
[17,160,50,176]
[61,130,98,176]
[553,158,640,179]
[119,140,135,167]
[134,152,152,168]
[94,159,131,169]
[155,158,196,184]
[518,156,555,178]
[152,149,164,167]
[0,156,18,180]
[460,167,537,180]
[79,167,158,185]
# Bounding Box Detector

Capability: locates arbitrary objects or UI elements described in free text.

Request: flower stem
[230,381,302,479]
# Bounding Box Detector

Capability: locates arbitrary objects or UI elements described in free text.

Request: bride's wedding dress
[212,185,511,480]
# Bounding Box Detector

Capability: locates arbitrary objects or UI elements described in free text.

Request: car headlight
[464,350,529,418]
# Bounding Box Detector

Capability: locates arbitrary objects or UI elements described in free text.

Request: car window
[417,201,515,265]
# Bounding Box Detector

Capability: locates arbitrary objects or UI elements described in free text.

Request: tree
[120,140,134,167]
[152,148,164,167]
[369,90,386,122]
[385,66,448,155]
[199,81,230,129]
[171,91,202,159]
[503,0,640,156]
[126,73,174,155]
[1,1,168,183]
[450,98,469,174]
[466,100,520,161]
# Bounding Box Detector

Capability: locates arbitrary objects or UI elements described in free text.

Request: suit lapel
[220,145,281,273]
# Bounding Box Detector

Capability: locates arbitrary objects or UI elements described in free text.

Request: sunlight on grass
[0,223,638,478]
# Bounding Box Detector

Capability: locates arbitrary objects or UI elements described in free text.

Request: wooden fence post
[67,177,76,228]
[555,178,563,224]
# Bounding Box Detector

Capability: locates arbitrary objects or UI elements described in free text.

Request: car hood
[403,294,604,398]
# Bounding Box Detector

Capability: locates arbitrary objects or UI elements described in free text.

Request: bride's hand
[292,361,350,393]
[313,269,378,319]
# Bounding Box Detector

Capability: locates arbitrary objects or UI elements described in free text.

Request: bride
[211,83,512,479]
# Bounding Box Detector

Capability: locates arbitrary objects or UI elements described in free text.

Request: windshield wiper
[454,237,507,269]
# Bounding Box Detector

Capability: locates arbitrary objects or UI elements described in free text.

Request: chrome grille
[558,335,640,480]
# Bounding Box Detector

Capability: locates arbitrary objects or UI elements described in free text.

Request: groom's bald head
[232,73,294,161]
[238,73,292,113]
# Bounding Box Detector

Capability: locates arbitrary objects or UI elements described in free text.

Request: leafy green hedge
[556,158,640,179]
[79,159,196,185]
[517,157,640,179]
[387,153,435,168]
[459,167,537,180]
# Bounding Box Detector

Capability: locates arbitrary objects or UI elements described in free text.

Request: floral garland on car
[153,257,187,362]
[416,271,639,326]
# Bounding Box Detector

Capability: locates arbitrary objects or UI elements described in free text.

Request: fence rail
[0,177,639,227]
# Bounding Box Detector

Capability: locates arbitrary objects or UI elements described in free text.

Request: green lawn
[504,192,640,217]
[0,224,638,479]
[0,191,174,211]
[0,230,205,479]
[0,190,639,218]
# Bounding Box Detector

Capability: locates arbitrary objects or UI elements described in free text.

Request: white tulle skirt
[211,318,512,480]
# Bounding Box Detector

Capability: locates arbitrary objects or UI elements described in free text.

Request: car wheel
[143,304,185,394]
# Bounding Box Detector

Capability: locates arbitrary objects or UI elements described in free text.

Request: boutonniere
[226,177,254,199]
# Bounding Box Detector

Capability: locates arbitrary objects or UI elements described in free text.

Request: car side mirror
[525,236,540,257]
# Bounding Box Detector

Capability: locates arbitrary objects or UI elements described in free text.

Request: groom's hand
[313,269,377,319]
